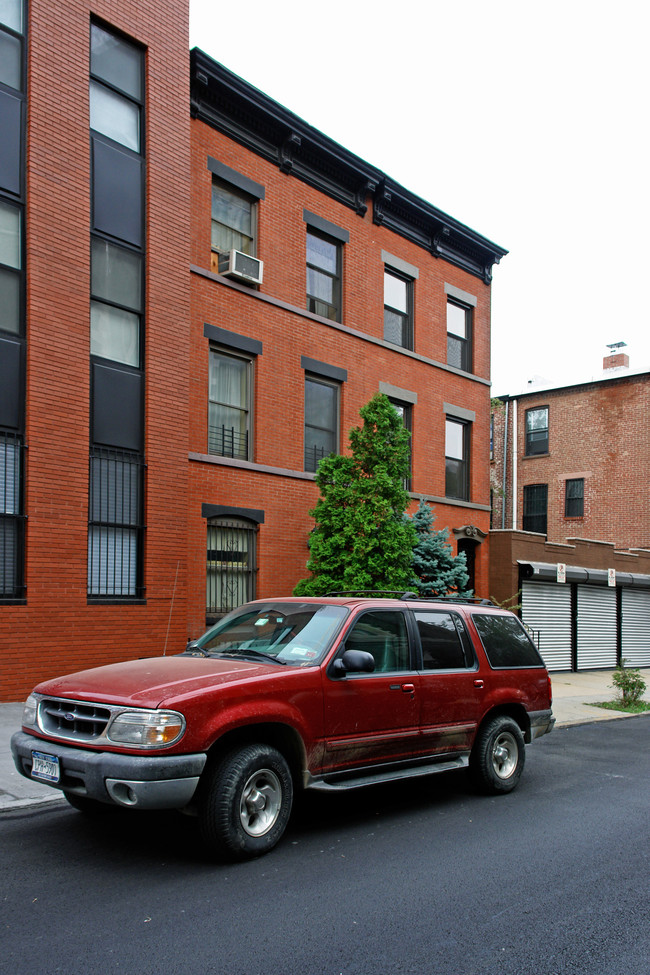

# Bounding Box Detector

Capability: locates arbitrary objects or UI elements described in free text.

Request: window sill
[87,598,147,606]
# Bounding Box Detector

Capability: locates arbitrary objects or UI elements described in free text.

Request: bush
[611,661,647,707]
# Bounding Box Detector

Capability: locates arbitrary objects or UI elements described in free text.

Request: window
[0,431,24,598]
[87,447,144,597]
[208,349,251,460]
[304,375,339,472]
[384,269,413,349]
[306,230,341,322]
[389,397,412,490]
[565,478,584,518]
[90,24,142,152]
[88,23,145,603]
[344,611,410,673]
[471,613,544,669]
[415,612,471,670]
[525,407,549,455]
[206,517,257,619]
[0,0,23,91]
[447,299,472,372]
[445,417,469,500]
[90,238,142,366]
[211,180,255,256]
[0,199,21,335]
[522,483,547,534]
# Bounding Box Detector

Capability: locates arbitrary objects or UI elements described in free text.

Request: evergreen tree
[409,499,472,597]
[294,394,416,596]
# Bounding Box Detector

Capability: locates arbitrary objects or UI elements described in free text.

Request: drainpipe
[501,398,509,529]
[512,399,518,529]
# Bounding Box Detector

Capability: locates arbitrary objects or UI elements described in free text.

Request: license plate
[31,751,60,783]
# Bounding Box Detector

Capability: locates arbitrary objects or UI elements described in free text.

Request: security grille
[88,446,144,598]
[207,517,257,618]
[0,432,25,599]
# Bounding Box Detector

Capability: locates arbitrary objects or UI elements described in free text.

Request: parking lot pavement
[1,670,648,812]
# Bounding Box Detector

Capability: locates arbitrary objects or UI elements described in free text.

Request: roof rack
[324,590,494,606]
[324,590,419,600]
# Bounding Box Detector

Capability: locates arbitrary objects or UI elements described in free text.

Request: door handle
[401,683,415,693]
[474,679,484,689]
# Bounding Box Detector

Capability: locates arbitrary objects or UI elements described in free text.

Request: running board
[306,755,469,793]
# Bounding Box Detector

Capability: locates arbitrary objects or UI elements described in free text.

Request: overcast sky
[189,0,650,394]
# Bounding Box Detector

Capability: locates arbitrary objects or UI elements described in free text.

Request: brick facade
[491,372,650,551]
[0,4,505,699]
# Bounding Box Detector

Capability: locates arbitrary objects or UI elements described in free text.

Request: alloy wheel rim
[239,768,282,837]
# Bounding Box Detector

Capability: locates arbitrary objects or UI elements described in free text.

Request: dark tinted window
[344,611,410,673]
[415,612,468,670]
[472,614,544,668]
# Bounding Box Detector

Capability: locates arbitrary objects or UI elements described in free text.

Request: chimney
[603,341,629,372]
[603,352,630,371]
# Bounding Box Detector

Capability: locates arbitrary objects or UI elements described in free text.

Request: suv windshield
[192,602,349,665]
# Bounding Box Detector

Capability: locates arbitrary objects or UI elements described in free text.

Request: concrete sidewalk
[1,670,648,814]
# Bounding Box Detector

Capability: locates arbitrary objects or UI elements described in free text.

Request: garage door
[621,589,650,667]
[521,580,572,671]
[576,585,617,670]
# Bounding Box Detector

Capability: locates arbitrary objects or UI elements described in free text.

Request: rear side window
[472,614,544,669]
[414,612,473,670]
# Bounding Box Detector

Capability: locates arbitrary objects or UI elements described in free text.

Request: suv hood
[33,655,282,709]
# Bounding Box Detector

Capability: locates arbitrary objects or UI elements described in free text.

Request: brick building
[1,0,191,700]
[0,0,507,700]
[490,354,650,671]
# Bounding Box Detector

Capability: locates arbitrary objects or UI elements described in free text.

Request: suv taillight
[548,675,553,706]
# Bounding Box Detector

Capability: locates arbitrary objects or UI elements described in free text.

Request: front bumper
[528,709,555,741]
[11,731,207,810]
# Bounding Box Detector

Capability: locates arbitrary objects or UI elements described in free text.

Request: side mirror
[331,648,376,676]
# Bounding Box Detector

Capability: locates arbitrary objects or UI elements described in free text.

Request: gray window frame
[525,406,549,456]
[207,346,253,462]
[446,298,472,372]
[565,477,584,518]
[445,416,470,501]
[383,267,414,350]
[304,373,340,473]
[522,483,548,534]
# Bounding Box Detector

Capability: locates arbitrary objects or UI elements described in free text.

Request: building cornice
[190,49,507,284]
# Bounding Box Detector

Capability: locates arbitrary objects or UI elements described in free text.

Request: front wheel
[470,716,525,795]
[198,744,293,861]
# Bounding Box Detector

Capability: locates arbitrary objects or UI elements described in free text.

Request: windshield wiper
[218,648,287,666]
[185,640,210,657]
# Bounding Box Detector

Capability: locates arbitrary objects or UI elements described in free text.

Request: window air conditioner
[218,249,264,285]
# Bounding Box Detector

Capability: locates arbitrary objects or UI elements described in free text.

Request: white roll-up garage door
[576,585,617,669]
[621,589,650,667]
[521,580,572,671]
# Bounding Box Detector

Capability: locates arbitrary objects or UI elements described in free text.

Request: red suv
[12,594,554,860]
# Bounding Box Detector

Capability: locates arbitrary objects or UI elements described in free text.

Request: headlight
[107,710,185,748]
[22,694,38,728]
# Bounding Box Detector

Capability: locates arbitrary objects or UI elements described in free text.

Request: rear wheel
[470,716,525,794]
[198,744,293,861]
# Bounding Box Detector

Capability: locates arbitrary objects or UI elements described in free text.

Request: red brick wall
[1,12,496,700]
[0,0,191,700]
[188,120,493,633]
[513,377,650,550]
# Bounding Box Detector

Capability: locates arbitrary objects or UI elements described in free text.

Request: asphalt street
[2,717,649,975]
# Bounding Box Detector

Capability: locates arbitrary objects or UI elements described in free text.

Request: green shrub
[611,660,647,707]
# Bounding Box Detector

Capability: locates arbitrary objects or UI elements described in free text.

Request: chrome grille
[38,698,113,742]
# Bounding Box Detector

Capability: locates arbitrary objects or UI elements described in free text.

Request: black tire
[63,791,111,815]
[198,744,293,861]
[470,716,525,795]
